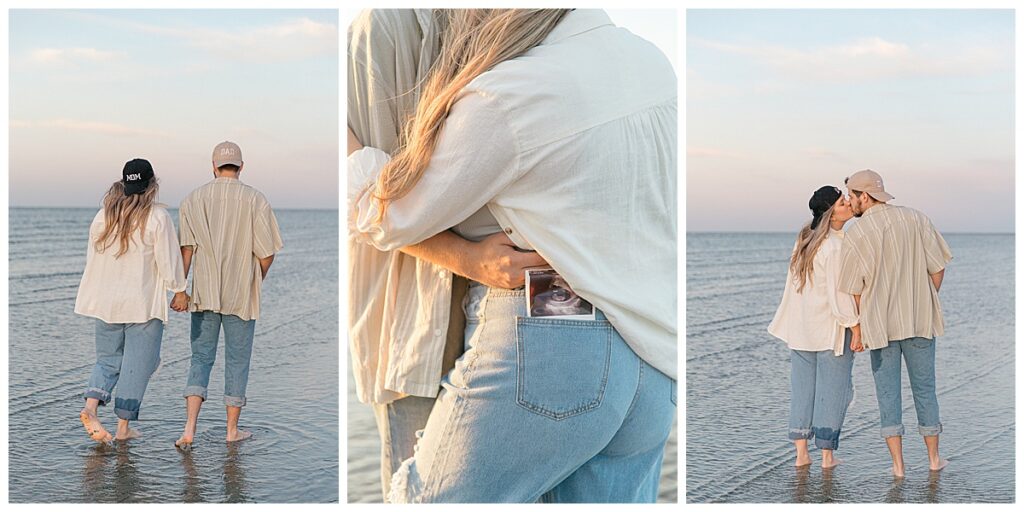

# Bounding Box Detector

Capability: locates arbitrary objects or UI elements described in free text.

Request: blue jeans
[83,318,163,420]
[372,396,436,500]
[184,311,256,407]
[788,330,855,450]
[870,336,941,438]
[389,283,676,503]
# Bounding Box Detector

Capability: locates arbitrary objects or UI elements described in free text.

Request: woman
[349,8,676,502]
[348,8,548,500]
[768,185,863,469]
[75,158,187,443]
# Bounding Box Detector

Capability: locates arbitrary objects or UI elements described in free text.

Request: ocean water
[686,232,1014,503]
[8,208,339,503]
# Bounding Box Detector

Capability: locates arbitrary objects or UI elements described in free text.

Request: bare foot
[822,458,843,470]
[80,409,113,444]
[226,429,252,443]
[930,459,950,472]
[115,427,142,441]
[795,456,812,467]
[175,424,196,450]
[892,465,905,478]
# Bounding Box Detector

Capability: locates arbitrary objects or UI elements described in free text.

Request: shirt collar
[541,9,615,46]
[861,202,891,218]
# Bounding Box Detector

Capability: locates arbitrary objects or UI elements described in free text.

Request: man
[172,141,283,447]
[838,169,952,477]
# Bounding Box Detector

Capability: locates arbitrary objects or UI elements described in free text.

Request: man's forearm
[260,255,275,279]
[400,231,473,278]
[930,269,945,292]
[180,246,194,280]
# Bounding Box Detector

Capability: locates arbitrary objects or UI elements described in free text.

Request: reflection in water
[885,477,906,503]
[224,442,250,503]
[113,443,142,502]
[792,466,810,503]
[820,466,838,502]
[81,444,112,503]
[181,449,207,503]
[926,469,941,503]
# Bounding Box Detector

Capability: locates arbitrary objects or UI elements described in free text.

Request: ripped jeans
[788,329,855,450]
[389,282,676,503]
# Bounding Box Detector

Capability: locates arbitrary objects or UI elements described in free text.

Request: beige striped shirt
[837,203,953,349]
[179,177,283,321]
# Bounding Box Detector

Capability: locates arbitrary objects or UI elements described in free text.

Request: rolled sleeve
[837,237,866,295]
[352,91,521,251]
[253,204,284,259]
[179,202,196,248]
[924,220,953,274]
[155,209,187,293]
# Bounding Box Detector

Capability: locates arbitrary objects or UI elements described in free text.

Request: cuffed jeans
[184,311,256,407]
[372,396,435,500]
[389,283,676,503]
[83,318,163,420]
[870,336,942,438]
[788,330,855,450]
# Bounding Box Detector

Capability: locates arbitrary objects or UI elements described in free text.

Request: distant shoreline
[9,206,338,212]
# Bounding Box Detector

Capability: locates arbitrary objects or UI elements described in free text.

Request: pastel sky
[9,9,338,209]
[687,9,1014,233]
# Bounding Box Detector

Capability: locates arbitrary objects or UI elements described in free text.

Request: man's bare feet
[822,457,843,469]
[795,455,812,467]
[176,424,196,450]
[930,459,950,472]
[115,427,142,441]
[892,463,905,478]
[226,429,252,443]
[80,409,113,443]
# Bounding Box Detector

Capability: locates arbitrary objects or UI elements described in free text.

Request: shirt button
[434,329,443,338]
[504,227,513,235]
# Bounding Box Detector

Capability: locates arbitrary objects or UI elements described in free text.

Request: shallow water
[8,208,339,503]
[686,232,1014,503]
[346,333,678,503]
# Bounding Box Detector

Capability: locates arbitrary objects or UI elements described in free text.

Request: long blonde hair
[789,203,836,293]
[94,179,159,258]
[370,8,571,223]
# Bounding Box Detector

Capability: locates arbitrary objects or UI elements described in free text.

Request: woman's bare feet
[892,462,906,478]
[79,408,113,443]
[930,459,950,472]
[226,429,252,443]
[794,439,812,467]
[821,457,843,470]
[115,427,142,441]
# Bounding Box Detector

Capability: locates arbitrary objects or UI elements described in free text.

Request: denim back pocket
[515,317,612,420]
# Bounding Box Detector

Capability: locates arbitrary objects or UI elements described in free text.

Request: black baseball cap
[808,185,841,228]
[123,158,154,195]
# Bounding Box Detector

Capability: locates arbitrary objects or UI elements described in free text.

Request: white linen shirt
[350,9,678,380]
[75,205,187,324]
[768,230,859,355]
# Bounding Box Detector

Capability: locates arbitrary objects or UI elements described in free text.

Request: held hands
[850,329,864,353]
[170,291,190,312]
[467,232,548,289]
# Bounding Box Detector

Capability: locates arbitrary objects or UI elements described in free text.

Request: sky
[687,9,1014,233]
[9,9,339,209]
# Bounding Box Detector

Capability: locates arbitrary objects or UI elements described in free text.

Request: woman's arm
[401,231,547,289]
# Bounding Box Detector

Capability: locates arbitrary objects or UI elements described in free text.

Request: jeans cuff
[184,385,208,401]
[225,395,247,407]
[84,387,111,405]
[113,397,142,420]
[880,424,905,438]
[813,427,841,450]
[919,423,943,436]
[788,428,813,440]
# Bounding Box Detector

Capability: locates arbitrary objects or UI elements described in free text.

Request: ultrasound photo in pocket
[526,268,595,320]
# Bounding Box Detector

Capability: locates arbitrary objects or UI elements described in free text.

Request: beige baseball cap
[212,141,243,168]
[845,169,893,202]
